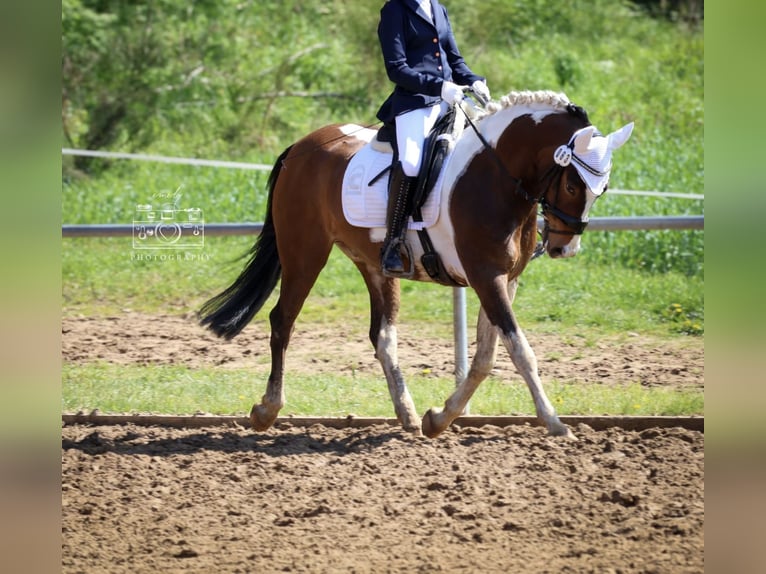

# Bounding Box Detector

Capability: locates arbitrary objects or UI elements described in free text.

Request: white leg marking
[500,329,575,438]
[423,307,498,437]
[376,316,421,433]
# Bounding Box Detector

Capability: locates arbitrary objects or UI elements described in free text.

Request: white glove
[441,81,464,105]
[471,80,491,103]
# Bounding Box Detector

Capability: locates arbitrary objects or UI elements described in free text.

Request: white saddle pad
[341,143,443,230]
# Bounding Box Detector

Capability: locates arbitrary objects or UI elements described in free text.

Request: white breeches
[395,101,449,177]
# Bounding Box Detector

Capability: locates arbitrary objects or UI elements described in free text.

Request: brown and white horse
[199,90,633,439]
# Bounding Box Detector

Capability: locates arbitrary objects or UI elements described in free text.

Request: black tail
[198,146,292,339]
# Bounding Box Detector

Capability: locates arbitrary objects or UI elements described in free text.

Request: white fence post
[453,286,469,414]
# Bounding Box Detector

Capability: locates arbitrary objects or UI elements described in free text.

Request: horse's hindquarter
[271,124,373,254]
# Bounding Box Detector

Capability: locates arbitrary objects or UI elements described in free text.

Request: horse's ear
[572,126,597,155]
[607,122,634,151]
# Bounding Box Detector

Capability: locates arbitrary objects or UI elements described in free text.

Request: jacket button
[432,37,438,43]
[437,65,442,71]
[435,52,440,57]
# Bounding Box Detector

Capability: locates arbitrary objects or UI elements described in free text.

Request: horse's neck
[451,106,536,177]
[489,105,564,142]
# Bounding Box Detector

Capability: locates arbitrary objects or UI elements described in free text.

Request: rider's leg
[381,161,417,275]
[381,103,445,276]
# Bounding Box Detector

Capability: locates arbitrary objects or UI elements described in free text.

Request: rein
[458,104,537,206]
[457,103,589,236]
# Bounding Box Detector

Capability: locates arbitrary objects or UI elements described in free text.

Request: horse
[199,90,634,440]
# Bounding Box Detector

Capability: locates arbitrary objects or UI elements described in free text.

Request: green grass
[62,236,703,338]
[62,363,702,417]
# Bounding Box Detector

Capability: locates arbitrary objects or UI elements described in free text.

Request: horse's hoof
[549,424,578,441]
[249,404,277,431]
[396,412,423,436]
[421,408,445,438]
[406,423,424,437]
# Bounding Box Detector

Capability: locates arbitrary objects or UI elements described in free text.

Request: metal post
[452,286,469,414]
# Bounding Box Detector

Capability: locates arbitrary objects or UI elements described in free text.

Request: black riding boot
[381,162,417,277]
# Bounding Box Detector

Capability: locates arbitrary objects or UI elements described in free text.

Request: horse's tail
[198,146,292,339]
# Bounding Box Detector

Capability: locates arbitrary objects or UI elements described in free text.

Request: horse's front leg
[422,305,498,437]
[500,323,575,439]
[496,279,574,438]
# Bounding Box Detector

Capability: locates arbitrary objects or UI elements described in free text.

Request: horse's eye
[566,183,577,195]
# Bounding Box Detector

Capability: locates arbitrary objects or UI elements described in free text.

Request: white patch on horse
[339,123,376,142]
[369,228,386,243]
[376,314,398,367]
[557,188,600,257]
[529,110,553,124]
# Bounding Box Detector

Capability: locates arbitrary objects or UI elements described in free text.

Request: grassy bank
[62,363,703,418]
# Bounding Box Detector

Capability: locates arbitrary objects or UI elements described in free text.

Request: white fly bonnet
[553,122,635,195]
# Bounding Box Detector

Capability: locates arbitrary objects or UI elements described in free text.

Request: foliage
[62,0,703,164]
[61,235,703,341]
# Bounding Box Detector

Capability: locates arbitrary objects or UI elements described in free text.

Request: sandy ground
[62,312,704,573]
[62,422,703,573]
[61,312,703,389]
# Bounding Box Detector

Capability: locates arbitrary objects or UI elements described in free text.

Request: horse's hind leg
[248,298,291,431]
[250,255,331,431]
[422,305,498,437]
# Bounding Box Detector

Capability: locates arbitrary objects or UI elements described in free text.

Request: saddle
[372,108,463,286]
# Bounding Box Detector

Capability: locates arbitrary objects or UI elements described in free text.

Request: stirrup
[382,239,415,279]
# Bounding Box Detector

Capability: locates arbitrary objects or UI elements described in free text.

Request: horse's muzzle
[541,222,581,259]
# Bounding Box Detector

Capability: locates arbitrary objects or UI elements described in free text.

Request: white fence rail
[62,148,273,171]
[62,148,705,201]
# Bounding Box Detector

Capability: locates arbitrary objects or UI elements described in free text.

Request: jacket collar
[404,0,438,28]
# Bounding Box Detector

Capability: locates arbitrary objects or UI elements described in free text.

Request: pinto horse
[199,90,633,439]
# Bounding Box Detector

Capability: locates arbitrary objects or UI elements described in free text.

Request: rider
[376,0,490,276]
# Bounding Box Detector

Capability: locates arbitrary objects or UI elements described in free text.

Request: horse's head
[538,121,634,258]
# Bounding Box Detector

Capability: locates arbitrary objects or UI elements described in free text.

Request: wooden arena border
[62,413,703,432]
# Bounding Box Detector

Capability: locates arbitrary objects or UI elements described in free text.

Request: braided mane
[484,90,571,115]
[464,89,589,128]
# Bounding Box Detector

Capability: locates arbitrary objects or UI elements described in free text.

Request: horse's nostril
[549,247,563,258]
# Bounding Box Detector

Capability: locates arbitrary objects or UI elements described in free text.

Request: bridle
[458,100,593,237]
[537,162,593,236]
